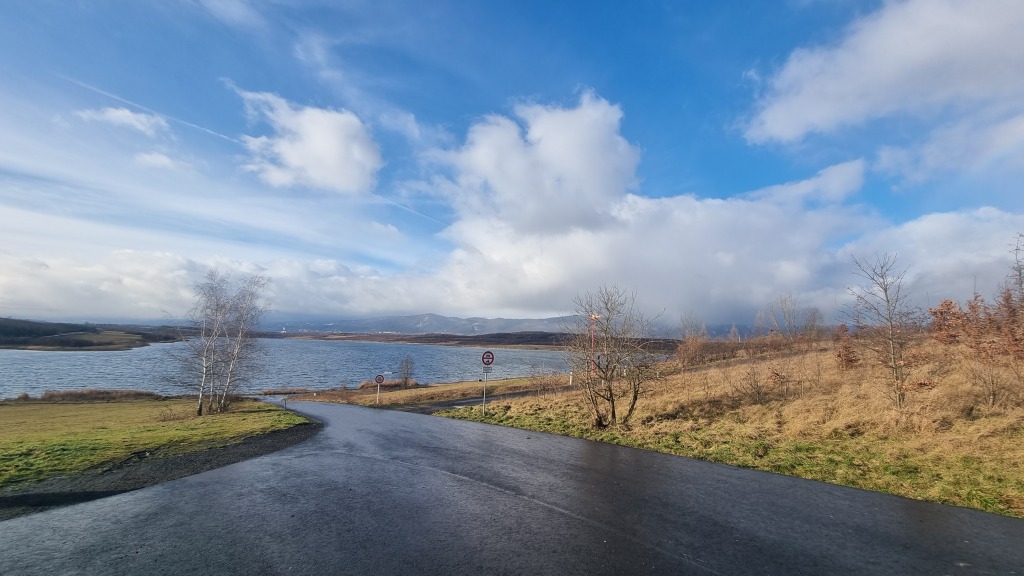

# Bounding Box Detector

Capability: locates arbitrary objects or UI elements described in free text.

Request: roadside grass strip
[0,398,309,486]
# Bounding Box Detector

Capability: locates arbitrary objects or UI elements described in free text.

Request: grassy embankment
[0,391,310,486]
[432,341,1023,518]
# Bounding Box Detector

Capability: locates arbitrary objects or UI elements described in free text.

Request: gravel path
[0,420,322,521]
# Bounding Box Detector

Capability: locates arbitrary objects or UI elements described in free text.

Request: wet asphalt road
[1,402,1022,575]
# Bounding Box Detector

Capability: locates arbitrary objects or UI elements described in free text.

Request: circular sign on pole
[375,374,385,384]
[481,350,494,366]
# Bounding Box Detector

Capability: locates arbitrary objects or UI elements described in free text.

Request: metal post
[374,372,391,406]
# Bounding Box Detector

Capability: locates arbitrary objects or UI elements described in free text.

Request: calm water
[0,338,569,399]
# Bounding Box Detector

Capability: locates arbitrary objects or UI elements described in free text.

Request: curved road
[1,402,1022,575]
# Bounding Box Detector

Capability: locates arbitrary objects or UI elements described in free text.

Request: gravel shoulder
[0,420,322,521]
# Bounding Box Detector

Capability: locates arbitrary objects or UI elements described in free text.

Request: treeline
[0,317,98,338]
[0,317,98,347]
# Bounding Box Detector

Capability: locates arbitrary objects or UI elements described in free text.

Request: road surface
[1,401,1022,575]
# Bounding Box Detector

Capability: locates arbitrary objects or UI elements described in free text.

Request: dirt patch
[0,421,322,521]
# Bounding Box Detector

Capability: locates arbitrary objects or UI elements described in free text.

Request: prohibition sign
[375,374,385,384]
[481,350,495,366]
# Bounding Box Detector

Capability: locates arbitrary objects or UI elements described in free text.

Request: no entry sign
[481,350,495,366]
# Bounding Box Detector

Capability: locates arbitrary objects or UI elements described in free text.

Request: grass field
[0,396,309,486]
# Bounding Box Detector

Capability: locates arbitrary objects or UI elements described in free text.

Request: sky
[2,0,1024,326]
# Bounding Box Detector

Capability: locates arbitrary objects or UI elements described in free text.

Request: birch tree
[181,270,270,415]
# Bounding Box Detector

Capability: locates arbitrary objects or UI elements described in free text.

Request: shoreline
[286,331,567,350]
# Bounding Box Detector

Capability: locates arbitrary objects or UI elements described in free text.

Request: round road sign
[481,350,495,366]
[375,374,385,384]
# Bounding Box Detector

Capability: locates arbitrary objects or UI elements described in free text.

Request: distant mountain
[266,313,758,339]
[270,314,573,335]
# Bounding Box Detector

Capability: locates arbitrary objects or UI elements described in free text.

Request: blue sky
[1,0,1023,324]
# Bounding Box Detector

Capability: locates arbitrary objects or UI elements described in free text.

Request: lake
[0,338,569,399]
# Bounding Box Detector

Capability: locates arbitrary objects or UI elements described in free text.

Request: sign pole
[374,374,385,405]
[481,350,494,416]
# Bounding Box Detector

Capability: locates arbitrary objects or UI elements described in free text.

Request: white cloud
[876,112,1024,183]
[416,94,1023,323]
[747,159,864,204]
[378,110,422,142]
[240,91,383,195]
[415,94,876,320]
[746,0,1024,143]
[840,207,1024,306]
[76,107,168,137]
[429,192,870,321]
[197,0,264,29]
[0,250,195,320]
[440,91,639,233]
[134,152,190,171]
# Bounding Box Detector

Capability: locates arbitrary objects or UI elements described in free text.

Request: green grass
[0,398,309,485]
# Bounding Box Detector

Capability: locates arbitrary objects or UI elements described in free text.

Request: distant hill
[0,317,98,340]
[269,313,755,339]
[0,317,178,350]
[272,314,573,336]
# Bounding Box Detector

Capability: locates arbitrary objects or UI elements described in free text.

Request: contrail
[61,75,452,228]
[60,75,243,144]
[372,193,451,227]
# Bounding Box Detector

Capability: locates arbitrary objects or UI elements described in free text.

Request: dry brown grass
[9,389,163,402]
[444,340,1024,517]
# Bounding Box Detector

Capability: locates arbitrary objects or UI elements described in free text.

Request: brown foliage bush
[929,290,1024,407]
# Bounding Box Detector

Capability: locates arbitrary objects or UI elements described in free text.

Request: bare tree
[398,355,415,386]
[764,293,823,348]
[802,307,824,347]
[564,286,659,428]
[678,312,708,368]
[767,292,799,340]
[180,269,270,415]
[1010,233,1024,303]
[847,254,921,409]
